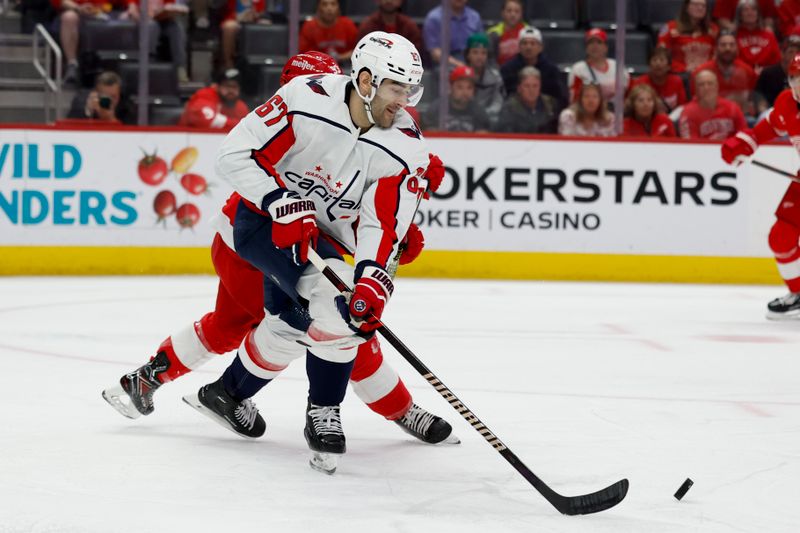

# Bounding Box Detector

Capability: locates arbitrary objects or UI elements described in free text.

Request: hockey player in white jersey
[185,32,433,473]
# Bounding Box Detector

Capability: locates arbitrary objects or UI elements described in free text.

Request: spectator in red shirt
[220,0,267,69]
[631,47,688,113]
[776,0,800,37]
[179,69,249,131]
[299,0,359,64]
[679,69,746,139]
[734,0,780,74]
[357,0,422,53]
[657,0,719,73]
[623,84,676,138]
[487,0,528,66]
[713,0,776,31]
[692,31,757,114]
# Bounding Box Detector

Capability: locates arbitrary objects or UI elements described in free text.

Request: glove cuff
[358,265,394,301]
[260,188,299,213]
[734,131,758,154]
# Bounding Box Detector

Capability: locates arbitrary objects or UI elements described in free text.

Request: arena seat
[343,0,379,24]
[607,31,653,73]
[402,0,432,25]
[119,62,181,106]
[639,0,683,33]
[79,19,141,82]
[527,0,578,30]
[149,105,185,126]
[252,64,284,100]
[239,23,289,67]
[466,0,501,26]
[584,0,639,30]
[540,30,586,69]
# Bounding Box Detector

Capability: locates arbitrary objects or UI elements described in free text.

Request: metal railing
[33,23,63,123]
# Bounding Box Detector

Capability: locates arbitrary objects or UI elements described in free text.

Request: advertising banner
[421,137,792,257]
[0,128,227,246]
[1,126,796,279]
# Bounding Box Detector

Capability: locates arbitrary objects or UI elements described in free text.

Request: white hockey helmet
[350,31,424,111]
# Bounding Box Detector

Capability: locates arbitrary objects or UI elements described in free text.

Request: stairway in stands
[0,8,71,124]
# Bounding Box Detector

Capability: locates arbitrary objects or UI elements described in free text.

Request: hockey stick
[751,159,800,183]
[306,247,629,515]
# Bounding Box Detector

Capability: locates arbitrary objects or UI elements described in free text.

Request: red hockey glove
[423,153,445,199]
[721,131,758,166]
[264,189,318,265]
[349,264,394,332]
[399,223,425,265]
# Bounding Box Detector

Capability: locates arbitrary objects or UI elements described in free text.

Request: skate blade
[766,310,800,320]
[101,385,142,420]
[182,393,259,440]
[309,451,338,475]
[442,433,461,445]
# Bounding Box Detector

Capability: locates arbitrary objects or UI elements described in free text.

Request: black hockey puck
[674,478,694,501]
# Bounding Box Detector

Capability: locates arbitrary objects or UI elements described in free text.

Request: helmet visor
[377,80,424,107]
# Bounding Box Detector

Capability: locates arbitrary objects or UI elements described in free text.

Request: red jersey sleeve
[767,90,796,136]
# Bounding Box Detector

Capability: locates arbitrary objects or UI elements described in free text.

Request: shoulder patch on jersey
[397,125,421,139]
[306,75,330,96]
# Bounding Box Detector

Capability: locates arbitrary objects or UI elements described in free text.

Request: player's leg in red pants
[769,183,800,292]
[350,336,413,420]
[154,235,265,383]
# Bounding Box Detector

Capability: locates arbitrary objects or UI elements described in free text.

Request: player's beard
[370,97,401,128]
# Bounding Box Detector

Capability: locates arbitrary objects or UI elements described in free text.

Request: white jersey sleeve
[353,112,430,273]
[215,81,299,210]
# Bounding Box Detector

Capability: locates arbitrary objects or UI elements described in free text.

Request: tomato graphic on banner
[134,145,215,231]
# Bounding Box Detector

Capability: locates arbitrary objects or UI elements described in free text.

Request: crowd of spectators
[18,0,800,138]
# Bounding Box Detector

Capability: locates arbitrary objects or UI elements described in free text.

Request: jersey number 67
[255,95,288,127]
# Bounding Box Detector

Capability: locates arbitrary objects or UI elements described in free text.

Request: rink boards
[0,125,795,283]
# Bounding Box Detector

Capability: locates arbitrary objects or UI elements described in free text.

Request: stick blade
[558,478,629,516]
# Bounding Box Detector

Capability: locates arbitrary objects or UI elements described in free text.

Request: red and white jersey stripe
[215,74,430,269]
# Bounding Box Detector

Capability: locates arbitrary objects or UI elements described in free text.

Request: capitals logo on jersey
[306,75,330,96]
[398,125,421,139]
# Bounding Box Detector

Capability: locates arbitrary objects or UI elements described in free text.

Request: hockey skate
[182,378,266,439]
[766,292,800,320]
[101,352,170,419]
[304,400,345,475]
[395,403,460,444]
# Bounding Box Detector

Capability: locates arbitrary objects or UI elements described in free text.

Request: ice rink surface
[1,275,799,532]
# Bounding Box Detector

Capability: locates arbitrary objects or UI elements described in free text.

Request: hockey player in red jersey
[102,49,454,454]
[721,53,800,319]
